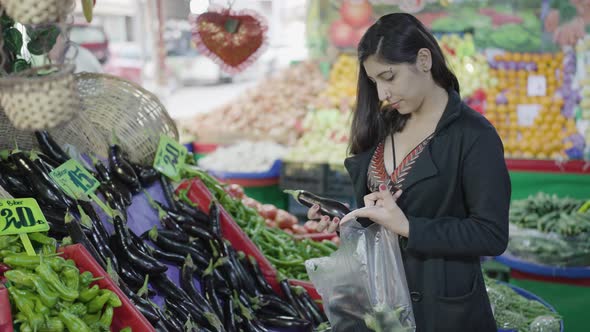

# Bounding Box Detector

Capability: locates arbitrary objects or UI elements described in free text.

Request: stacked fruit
[575,37,590,158]
[286,108,351,165]
[438,34,496,98]
[485,51,581,159]
[319,54,358,110]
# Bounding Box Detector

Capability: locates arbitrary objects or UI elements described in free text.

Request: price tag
[0,198,49,255]
[153,135,188,181]
[50,159,113,217]
[517,104,542,126]
[0,198,49,236]
[527,75,547,96]
[50,159,99,199]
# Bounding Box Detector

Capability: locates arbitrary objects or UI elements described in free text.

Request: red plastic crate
[59,244,155,332]
[177,178,328,301]
[0,286,13,332]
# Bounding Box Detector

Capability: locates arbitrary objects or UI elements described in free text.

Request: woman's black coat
[344,90,511,332]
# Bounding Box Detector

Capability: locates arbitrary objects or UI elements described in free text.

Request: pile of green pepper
[181,166,337,280]
[0,233,125,332]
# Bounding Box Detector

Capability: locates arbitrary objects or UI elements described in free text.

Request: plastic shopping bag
[305,220,415,332]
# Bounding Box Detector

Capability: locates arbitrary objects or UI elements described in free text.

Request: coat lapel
[395,141,438,191]
[397,90,462,191]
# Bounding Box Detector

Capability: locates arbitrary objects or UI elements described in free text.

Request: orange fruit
[536,152,548,159]
[522,53,532,62]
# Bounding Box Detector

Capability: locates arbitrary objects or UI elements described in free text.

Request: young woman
[309,13,511,331]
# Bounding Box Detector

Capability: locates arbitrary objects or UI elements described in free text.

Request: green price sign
[50,159,100,199]
[0,198,49,236]
[153,135,187,180]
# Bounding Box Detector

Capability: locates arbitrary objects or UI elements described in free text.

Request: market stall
[1,0,584,331]
[180,1,588,331]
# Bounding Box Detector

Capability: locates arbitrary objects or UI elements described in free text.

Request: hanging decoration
[190,2,268,74]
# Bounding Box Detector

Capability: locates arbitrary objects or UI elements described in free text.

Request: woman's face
[363,52,431,115]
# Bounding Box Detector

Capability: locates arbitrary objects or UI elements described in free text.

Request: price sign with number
[0,198,49,236]
[50,159,100,199]
[153,135,188,180]
[527,75,547,97]
[517,104,542,126]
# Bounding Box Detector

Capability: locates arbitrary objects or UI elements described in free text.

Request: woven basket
[0,103,109,159]
[0,0,74,25]
[0,64,79,130]
[75,73,178,165]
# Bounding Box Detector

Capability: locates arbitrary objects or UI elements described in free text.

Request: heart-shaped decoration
[191,8,267,73]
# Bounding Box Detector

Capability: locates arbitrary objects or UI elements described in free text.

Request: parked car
[69,24,110,64]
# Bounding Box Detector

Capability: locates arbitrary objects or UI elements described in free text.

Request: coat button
[410,291,422,302]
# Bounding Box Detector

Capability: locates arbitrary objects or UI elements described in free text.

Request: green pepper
[41,244,56,255]
[3,270,35,288]
[3,254,43,269]
[46,256,66,272]
[79,271,102,288]
[7,287,44,331]
[98,305,114,327]
[20,323,33,332]
[120,327,132,332]
[0,249,19,258]
[266,255,304,267]
[79,284,100,303]
[89,322,110,332]
[14,312,28,324]
[0,235,18,249]
[59,310,92,332]
[70,302,88,317]
[28,232,57,246]
[39,317,65,332]
[31,273,59,307]
[36,259,79,302]
[34,297,50,315]
[87,292,112,313]
[83,311,102,324]
[107,290,122,308]
[62,266,80,291]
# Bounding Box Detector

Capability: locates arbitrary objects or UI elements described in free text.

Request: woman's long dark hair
[349,13,460,155]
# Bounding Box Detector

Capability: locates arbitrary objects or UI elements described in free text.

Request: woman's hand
[307,204,340,233]
[340,184,410,237]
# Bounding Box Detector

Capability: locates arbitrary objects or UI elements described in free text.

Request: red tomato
[227,184,245,199]
[259,204,278,220]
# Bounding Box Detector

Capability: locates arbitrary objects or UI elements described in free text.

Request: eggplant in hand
[284,189,350,219]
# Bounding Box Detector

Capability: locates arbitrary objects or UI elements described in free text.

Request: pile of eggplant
[0,132,328,331]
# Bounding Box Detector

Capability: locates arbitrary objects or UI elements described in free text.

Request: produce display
[183,168,338,281]
[486,277,561,332]
[318,54,358,110]
[484,51,584,159]
[229,184,337,239]
[198,141,287,174]
[0,232,123,332]
[186,61,326,146]
[507,193,590,266]
[575,37,590,158]
[0,132,328,331]
[286,108,351,165]
[438,34,496,98]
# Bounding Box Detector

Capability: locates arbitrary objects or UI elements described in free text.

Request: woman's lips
[389,100,400,108]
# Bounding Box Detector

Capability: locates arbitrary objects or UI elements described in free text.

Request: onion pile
[187,61,326,146]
